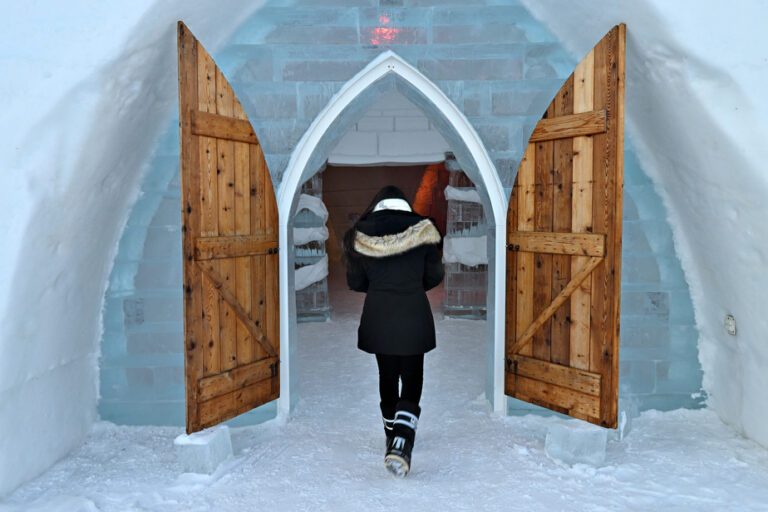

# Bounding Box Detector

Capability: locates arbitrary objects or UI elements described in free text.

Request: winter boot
[384,400,421,477]
[380,402,396,447]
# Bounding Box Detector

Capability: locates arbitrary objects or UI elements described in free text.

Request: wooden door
[505,25,625,428]
[178,22,279,434]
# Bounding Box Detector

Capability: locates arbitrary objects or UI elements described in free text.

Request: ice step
[174,425,233,474]
[545,420,608,467]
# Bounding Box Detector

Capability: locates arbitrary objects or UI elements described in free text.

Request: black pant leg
[398,354,424,406]
[375,354,400,411]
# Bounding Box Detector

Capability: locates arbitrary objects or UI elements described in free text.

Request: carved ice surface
[174,425,233,474]
[544,421,608,467]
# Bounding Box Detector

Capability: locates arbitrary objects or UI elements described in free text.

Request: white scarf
[372,198,412,213]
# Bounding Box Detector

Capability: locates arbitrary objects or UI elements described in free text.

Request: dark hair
[342,185,412,265]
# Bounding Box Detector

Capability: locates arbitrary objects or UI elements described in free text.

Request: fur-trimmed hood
[354,217,442,258]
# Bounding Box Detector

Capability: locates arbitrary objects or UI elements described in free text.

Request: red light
[369,12,403,45]
[369,26,401,45]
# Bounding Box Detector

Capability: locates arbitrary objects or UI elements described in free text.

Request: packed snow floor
[3,275,768,511]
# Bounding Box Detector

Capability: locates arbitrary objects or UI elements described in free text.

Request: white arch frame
[276,51,507,416]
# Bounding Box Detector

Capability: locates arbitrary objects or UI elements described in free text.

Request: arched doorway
[276,51,507,416]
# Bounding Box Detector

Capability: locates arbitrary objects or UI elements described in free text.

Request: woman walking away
[343,185,444,477]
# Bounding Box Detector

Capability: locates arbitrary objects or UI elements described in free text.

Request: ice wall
[102,0,701,428]
[520,0,768,447]
[0,0,267,495]
[99,1,576,427]
[329,90,450,164]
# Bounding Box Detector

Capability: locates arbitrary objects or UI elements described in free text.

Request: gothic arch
[276,51,508,414]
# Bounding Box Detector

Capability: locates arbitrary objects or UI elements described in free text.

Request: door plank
[235,258,253,365]
[197,45,218,238]
[190,110,260,144]
[506,373,600,418]
[216,68,238,373]
[550,76,574,367]
[198,356,278,401]
[250,144,267,235]
[529,109,606,142]
[234,142,251,236]
[197,260,277,357]
[251,144,268,361]
[233,135,253,367]
[533,120,554,361]
[510,354,601,396]
[508,232,604,257]
[504,183,519,381]
[570,47,595,372]
[610,23,627,427]
[233,130,253,368]
[515,144,536,357]
[197,376,279,430]
[590,26,624,428]
[201,269,222,376]
[178,22,204,432]
[511,256,603,354]
[195,235,278,260]
[265,251,279,358]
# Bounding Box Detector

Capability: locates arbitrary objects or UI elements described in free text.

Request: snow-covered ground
[2,274,767,511]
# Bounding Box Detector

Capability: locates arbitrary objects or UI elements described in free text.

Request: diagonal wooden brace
[510,256,603,355]
[197,260,278,358]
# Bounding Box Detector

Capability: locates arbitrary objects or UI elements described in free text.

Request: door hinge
[269,360,281,377]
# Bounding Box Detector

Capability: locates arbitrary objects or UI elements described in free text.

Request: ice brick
[545,421,607,466]
[174,425,233,474]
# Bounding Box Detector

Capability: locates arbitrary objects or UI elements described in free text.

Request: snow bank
[0,0,267,496]
[520,0,768,447]
[4,308,768,510]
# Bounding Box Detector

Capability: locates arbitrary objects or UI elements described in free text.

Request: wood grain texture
[191,110,260,144]
[505,26,625,428]
[195,235,278,260]
[201,266,222,376]
[510,256,602,355]
[551,76,574,367]
[504,180,519,392]
[515,144,536,358]
[233,134,252,366]
[178,22,204,434]
[197,377,279,429]
[506,373,600,419]
[198,356,278,401]
[216,68,238,373]
[508,232,605,257]
[609,23,626,429]
[533,117,554,361]
[197,261,277,358]
[570,46,595,372]
[510,354,601,396]
[250,144,269,362]
[529,109,606,142]
[178,24,279,434]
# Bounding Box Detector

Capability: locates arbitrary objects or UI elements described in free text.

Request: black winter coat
[346,210,444,355]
